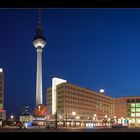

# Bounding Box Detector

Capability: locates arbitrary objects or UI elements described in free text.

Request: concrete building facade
[46,78,114,127]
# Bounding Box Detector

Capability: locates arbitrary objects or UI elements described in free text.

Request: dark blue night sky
[1,8,140,117]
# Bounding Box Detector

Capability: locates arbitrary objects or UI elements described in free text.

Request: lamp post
[94,114,97,127]
[55,112,58,129]
[121,117,123,125]
[114,116,116,125]
[127,117,129,127]
[72,112,76,127]
[105,115,108,126]
[65,113,68,128]
[38,105,41,111]
[10,115,14,126]
[76,116,79,127]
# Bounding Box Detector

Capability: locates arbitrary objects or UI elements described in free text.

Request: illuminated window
[136,113,140,117]
[136,108,140,112]
[131,113,135,117]
[136,103,140,107]
[131,103,135,107]
[131,108,135,112]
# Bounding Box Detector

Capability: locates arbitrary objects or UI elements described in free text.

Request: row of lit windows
[47,91,113,104]
[58,99,111,108]
[58,90,112,102]
[58,100,95,107]
[62,110,91,115]
[131,103,140,108]
[58,104,94,110]
[131,108,140,112]
[58,95,112,105]
[57,85,112,100]
[64,98,97,104]
[58,104,112,112]
[131,113,140,117]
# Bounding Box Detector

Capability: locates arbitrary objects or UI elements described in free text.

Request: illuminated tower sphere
[33,10,46,106]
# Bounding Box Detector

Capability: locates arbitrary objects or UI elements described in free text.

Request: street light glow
[76,116,80,119]
[11,115,14,119]
[94,114,97,117]
[0,68,3,72]
[114,116,116,119]
[72,111,76,116]
[99,89,104,93]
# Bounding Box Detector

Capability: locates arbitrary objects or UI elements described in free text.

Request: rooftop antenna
[37,9,42,35]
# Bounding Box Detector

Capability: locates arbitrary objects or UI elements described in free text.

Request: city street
[1,127,140,132]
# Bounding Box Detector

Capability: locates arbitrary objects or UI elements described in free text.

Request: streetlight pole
[94,114,97,127]
[114,116,116,125]
[121,117,123,126]
[55,112,57,129]
[10,115,14,126]
[105,115,107,127]
[72,112,76,127]
[65,113,67,128]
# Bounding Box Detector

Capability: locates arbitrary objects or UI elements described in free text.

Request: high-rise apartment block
[0,68,6,121]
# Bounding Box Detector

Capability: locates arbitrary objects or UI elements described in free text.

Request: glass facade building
[115,97,140,127]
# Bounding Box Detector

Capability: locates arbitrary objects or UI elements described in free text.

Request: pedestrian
[24,122,28,129]
[19,122,22,129]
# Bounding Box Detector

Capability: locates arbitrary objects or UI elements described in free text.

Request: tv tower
[33,10,46,106]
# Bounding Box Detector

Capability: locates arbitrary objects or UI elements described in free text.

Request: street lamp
[76,116,80,120]
[94,114,97,118]
[127,117,129,127]
[38,105,41,111]
[93,114,97,126]
[72,111,76,116]
[121,117,123,125]
[72,112,76,127]
[105,115,108,126]
[11,115,14,119]
[10,115,14,126]
[76,116,80,127]
[65,113,68,128]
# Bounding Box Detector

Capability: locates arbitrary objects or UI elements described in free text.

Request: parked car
[112,124,128,128]
[46,123,55,128]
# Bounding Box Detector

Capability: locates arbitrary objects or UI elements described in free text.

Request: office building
[0,68,6,121]
[46,77,114,127]
[115,96,140,127]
